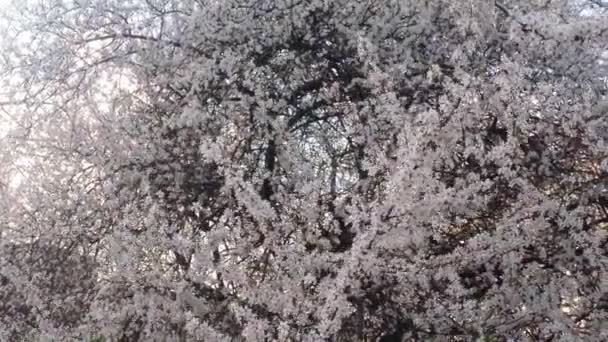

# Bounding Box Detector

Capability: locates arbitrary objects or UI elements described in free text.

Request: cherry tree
[0,0,607,341]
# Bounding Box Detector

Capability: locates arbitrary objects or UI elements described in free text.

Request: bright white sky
[0,0,32,190]
[0,0,16,131]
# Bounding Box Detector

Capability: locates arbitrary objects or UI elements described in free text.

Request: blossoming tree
[0,0,607,341]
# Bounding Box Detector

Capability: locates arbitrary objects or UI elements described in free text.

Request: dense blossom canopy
[0,0,607,341]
